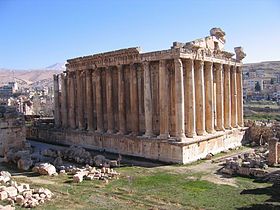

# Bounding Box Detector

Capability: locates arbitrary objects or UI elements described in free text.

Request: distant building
[0,81,18,97]
[243,79,264,91]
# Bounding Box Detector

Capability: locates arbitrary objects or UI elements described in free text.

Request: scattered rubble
[69,165,120,183]
[29,146,122,183]
[0,171,53,209]
[245,120,280,145]
[0,204,14,210]
[4,145,34,171]
[41,145,119,168]
[221,146,269,178]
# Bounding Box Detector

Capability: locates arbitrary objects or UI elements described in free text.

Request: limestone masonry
[30,28,247,163]
[0,106,26,157]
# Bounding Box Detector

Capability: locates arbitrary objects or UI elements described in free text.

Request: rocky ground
[0,140,279,209]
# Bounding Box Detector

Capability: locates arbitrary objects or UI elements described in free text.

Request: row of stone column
[176,59,244,140]
[151,58,244,140]
[53,58,244,142]
[54,64,140,135]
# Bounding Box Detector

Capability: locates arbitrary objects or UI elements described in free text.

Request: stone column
[53,74,61,127]
[106,67,114,133]
[86,69,94,131]
[268,137,279,166]
[143,61,153,137]
[117,65,126,134]
[95,68,104,133]
[223,64,231,129]
[204,62,215,133]
[236,66,244,127]
[60,73,68,128]
[76,70,85,129]
[158,60,169,139]
[185,59,196,137]
[230,66,238,128]
[130,63,139,135]
[68,72,76,129]
[214,63,225,131]
[174,58,186,141]
[194,60,206,135]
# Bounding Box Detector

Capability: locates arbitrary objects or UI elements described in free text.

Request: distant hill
[0,63,65,88]
[243,61,280,72]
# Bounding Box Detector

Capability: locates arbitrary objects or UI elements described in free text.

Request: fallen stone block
[237,167,251,176]
[5,186,17,197]
[22,190,33,199]
[33,163,57,176]
[220,168,234,175]
[73,174,84,183]
[17,158,33,171]
[0,191,8,200]
[15,195,25,205]
[0,204,15,210]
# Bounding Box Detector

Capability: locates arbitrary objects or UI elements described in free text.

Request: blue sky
[0,0,279,69]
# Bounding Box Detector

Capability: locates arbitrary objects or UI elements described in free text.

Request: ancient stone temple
[33,28,247,163]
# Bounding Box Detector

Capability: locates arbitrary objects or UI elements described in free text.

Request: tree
[255,81,261,92]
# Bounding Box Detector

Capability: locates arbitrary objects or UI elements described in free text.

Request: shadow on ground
[238,184,280,210]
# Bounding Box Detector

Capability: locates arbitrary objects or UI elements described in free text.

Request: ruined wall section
[0,106,26,156]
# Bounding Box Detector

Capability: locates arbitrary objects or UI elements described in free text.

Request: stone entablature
[66,28,242,71]
[66,47,241,71]
[51,28,246,163]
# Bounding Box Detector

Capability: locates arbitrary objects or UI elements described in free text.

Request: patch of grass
[1,164,278,210]
[244,113,280,121]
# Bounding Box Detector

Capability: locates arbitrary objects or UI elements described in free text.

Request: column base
[117,130,127,135]
[175,133,187,142]
[232,124,238,128]
[96,129,104,134]
[106,130,114,134]
[196,130,207,136]
[87,127,94,132]
[215,127,225,132]
[224,125,232,130]
[206,129,215,134]
[129,132,139,136]
[157,133,170,139]
[186,132,196,138]
[143,132,154,138]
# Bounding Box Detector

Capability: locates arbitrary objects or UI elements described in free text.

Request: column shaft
[53,74,61,127]
[130,64,139,135]
[60,73,68,128]
[215,63,225,131]
[236,66,244,127]
[143,61,153,137]
[204,62,215,133]
[194,60,206,135]
[76,71,85,129]
[174,58,186,140]
[230,66,238,128]
[106,67,114,133]
[118,65,126,134]
[223,65,231,129]
[68,73,76,129]
[185,59,196,137]
[159,60,169,138]
[86,69,94,131]
[95,69,104,132]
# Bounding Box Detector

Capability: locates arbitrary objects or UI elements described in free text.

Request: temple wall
[27,127,245,164]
